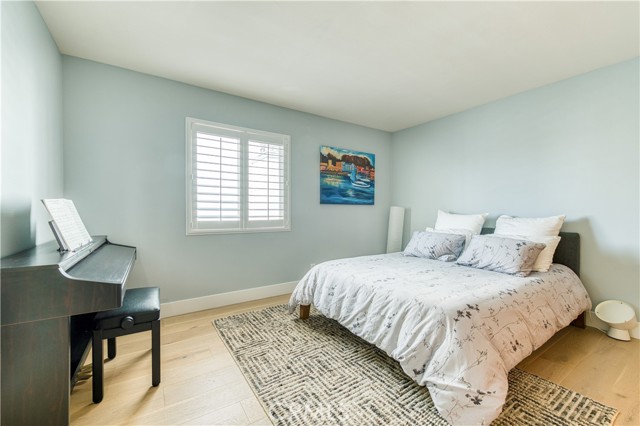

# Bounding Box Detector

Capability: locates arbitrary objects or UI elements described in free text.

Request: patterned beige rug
[214,305,618,426]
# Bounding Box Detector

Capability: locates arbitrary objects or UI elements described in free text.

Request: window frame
[186,117,291,235]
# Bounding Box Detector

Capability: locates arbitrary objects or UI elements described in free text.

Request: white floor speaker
[386,206,405,253]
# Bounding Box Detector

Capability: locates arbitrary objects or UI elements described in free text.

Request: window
[186,117,290,234]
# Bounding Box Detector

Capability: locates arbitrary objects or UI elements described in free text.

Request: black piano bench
[91,287,161,403]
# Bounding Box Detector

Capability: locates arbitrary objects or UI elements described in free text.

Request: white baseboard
[585,310,640,340]
[160,281,298,319]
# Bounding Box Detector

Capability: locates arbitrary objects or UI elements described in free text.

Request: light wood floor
[70,295,639,425]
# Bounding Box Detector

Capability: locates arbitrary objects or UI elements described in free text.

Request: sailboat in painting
[350,168,371,188]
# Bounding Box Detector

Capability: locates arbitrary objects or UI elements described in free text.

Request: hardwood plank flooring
[71,296,639,425]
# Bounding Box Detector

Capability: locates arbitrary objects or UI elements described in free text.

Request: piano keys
[1,236,136,426]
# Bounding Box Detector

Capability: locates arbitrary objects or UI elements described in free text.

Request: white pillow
[495,215,565,237]
[434,210,488,235]
[490,233,561,272]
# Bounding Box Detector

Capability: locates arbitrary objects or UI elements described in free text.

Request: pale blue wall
[62,57,392,302]
[5,2,638,314]
[391,58,640,315]
[1,1,63,257]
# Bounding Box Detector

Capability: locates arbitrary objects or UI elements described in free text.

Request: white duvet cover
[288,253,591,425]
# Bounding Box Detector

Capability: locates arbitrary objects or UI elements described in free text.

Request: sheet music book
[42,199,93,252]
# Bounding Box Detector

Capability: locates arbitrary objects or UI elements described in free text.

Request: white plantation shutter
[186,118,290,234]
[247,139,286,228]
[193,130,242,227]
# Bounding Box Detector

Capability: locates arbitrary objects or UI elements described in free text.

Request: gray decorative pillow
[403,231,466,262]
[455,235,546,277]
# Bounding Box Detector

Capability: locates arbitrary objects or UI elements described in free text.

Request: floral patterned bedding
[288,253,591,425]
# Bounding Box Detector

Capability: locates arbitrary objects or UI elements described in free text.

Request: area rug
[213,305,618,426]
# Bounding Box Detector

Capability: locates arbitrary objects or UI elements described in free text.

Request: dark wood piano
[1,236,136,426]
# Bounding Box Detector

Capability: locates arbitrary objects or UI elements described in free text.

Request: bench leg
[151,320,161,386]
[92,330,104,403]
[107,338,116,359]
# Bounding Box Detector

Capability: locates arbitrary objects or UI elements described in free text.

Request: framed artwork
[320,146,375,205]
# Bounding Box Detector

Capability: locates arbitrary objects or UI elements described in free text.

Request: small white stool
[595,300,637,341]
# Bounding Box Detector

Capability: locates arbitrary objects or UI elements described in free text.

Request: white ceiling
[36,1,639,132]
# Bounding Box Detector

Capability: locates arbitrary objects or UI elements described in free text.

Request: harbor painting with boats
[320,146,375,205]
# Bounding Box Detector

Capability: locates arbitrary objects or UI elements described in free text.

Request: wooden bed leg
[300,304,310,320]
[571,311,586,329]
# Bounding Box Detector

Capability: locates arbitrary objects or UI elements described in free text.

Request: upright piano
[1,236,136,426]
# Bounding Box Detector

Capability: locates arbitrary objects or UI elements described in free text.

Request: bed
[288,229,591,425]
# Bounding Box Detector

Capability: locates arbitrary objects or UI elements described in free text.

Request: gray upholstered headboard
[480,228,580,276]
